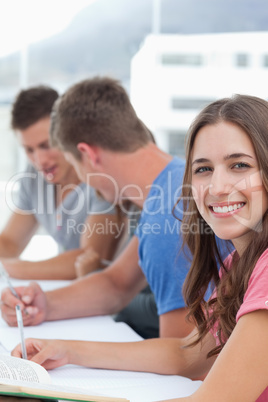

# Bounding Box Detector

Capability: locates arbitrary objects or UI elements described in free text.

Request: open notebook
[0,281,202,401]
[0,354,128,401]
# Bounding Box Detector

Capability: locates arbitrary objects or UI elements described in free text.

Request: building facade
[130,32,268,156]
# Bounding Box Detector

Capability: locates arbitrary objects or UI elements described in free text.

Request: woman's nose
[208,169,232,197]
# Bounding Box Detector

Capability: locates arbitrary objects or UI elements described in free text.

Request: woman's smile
[191,121,268,252]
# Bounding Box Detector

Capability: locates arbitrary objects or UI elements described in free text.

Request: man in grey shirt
[0,85,119,280]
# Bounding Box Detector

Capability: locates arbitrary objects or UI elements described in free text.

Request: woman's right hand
[12,338,70,370]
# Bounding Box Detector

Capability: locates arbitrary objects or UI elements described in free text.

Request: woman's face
[191,121,268,253]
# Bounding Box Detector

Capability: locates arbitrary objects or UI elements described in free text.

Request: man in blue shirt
[1,77,230,341]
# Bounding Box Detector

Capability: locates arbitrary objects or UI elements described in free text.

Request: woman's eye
[193,166,211,174]
[233,162,250,169]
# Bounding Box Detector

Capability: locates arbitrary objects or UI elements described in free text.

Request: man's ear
[77,143,100,168]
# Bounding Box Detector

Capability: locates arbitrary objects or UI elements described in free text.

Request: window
[171,98,215,110]
[235,53,249,67]
[161,53,203,66]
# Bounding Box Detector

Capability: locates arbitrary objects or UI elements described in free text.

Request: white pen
[0,263,20,299]
[15,304,27,360]
[5,276,20,299]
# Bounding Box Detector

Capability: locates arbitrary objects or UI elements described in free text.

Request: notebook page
[49,364,201,402]
[0,354,51,384]
[89,380,202,402]
[0,319,142,352]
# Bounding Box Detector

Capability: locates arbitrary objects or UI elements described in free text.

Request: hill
[1,0,268,96]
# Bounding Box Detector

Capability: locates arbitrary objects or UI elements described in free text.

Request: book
[0,354,129,402]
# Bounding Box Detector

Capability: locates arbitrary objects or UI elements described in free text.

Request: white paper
[0,279,202,401]
[0,317,142,352]
[49,365,202,402]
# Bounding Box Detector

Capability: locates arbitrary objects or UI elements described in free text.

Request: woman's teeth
[212,203,244,213]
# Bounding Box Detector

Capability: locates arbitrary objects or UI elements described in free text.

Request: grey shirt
[15,165,115,251]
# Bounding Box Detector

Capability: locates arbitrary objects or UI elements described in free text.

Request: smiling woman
[191,121,267,248]
[174,94,268,401]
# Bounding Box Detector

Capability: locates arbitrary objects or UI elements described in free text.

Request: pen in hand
[15,304,27,360]
[0,262,20,299]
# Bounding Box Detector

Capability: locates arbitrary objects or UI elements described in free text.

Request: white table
[0,278,202,401]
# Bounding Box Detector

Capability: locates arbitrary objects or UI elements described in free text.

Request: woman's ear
[77,143,100,168]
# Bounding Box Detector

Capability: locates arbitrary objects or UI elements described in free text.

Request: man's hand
[74,248,101,277]
[1,282,47,326]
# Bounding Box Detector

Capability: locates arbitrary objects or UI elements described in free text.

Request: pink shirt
[212,248,268,401]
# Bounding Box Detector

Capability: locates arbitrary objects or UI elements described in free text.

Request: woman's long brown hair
[180,94,268,357]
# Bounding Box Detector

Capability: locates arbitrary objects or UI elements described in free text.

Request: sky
[0,0,97,58]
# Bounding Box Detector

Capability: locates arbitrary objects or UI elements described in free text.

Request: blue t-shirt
[136,157,189,315]
[136,157,232,316]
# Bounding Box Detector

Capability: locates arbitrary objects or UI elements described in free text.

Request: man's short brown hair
[11,85,59,130]
[50,76,153,159]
